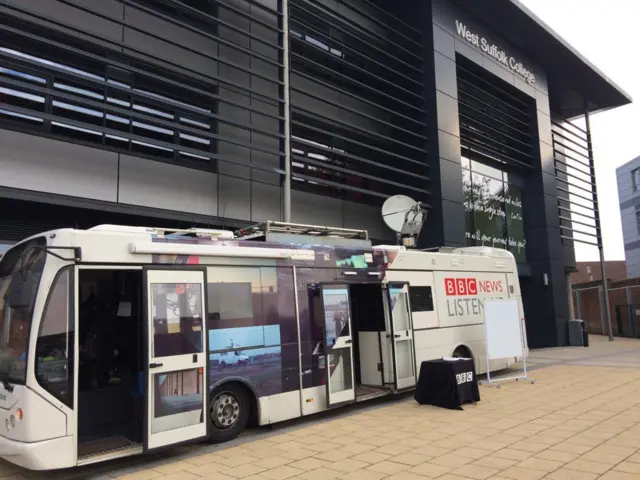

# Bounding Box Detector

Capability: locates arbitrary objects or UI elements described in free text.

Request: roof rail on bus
[235,221,369,241]
[455,246,514,257]
[89,224,235,239]
[372,245,405,250]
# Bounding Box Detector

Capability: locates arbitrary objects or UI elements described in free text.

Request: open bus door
[320,283,356,407]
[385,283,417,391]
[143,269,209,451]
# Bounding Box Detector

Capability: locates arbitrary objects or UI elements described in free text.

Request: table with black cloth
[414,359,480,410]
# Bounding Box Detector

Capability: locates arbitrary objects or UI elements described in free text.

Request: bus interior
[350,283,394,400]
[77,269,144,459]
[311,282,393,402]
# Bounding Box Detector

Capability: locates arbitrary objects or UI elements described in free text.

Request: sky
[519,0,640,261]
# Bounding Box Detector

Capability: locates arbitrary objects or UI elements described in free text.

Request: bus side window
[409,286,434,312]
[35,267,73,408]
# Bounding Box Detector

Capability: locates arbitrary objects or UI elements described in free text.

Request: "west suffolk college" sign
[455,20,536,86]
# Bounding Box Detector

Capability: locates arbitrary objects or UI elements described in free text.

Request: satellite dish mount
[381,195,428,248]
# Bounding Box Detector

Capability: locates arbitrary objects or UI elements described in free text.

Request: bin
[568,319,585,347]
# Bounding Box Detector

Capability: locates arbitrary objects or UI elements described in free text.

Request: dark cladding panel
[0,0,285,189]
[0,0,124,46]
[251,181,282,222]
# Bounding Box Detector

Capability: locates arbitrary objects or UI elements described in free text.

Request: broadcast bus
[0,221,527,470]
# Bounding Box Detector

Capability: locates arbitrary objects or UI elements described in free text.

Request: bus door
[320,283,356,407]
[144,269,208,451]
[385,283,417,390]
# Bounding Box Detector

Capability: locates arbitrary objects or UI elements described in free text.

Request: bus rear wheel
[209,384,250,443]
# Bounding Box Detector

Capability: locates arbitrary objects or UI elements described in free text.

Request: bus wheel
[209,384,250,443]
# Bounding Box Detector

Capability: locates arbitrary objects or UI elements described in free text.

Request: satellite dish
[382,195,427,248]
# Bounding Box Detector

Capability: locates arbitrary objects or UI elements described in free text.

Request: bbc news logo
[445,278,477,296]
[445,278,504,296]
[456,371,474,385]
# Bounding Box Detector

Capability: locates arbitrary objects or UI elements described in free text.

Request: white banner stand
[481,299,534,388]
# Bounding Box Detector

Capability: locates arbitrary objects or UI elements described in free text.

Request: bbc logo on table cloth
[456,371,473,385]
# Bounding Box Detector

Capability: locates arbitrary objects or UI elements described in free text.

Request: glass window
[35,268,73,407]
[636,205,640,235]
[473,173,507,248]
[322,287,350,347]
[462,162,528,263]
[462,169,475,246]
[151,283,203,358]
[0,238,46,384]
[152,368,204,434]
[505,184,526,263]
[328,349,352,395]
[409,286,434,312]
[389,287,410,331]
[206,266,299,396]
[633,169,640,192]
[470,160,503,181]
[207,267,262,326]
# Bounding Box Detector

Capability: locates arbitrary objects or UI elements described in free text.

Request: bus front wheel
[208,384,250,443]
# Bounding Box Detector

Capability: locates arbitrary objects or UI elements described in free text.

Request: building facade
[617,156,640,278]
[0,0,631,347]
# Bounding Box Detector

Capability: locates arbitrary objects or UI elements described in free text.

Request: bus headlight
[9,415,15,429]
[4,418,8,431]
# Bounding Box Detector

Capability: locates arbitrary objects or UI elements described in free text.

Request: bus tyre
[208,384,250,443]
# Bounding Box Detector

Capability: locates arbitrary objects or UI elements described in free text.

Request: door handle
[149,363,163,368]
[394,334,401,338]
[345,339,352,344]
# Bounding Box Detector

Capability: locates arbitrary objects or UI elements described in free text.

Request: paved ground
[3,335,640,480]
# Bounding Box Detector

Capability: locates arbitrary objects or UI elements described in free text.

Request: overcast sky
[519,0,640,261]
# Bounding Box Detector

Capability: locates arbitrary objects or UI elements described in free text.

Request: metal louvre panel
[551,113,600,248]
[456,55,537,170]
[289,0,430,207]
[0,0,285,176]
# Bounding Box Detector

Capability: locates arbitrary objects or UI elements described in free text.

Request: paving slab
[3,335,640,479]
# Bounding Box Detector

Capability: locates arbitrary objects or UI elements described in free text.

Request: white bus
[0,221,526,470]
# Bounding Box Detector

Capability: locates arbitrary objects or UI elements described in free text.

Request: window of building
[409,286,434,312]
[462,156,527,263]
[35,267,73,408]
[633,169,640,192]
[635,205,640,235]
[456,54,533,264]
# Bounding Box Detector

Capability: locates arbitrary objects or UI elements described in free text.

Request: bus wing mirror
[8,271,36,309]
